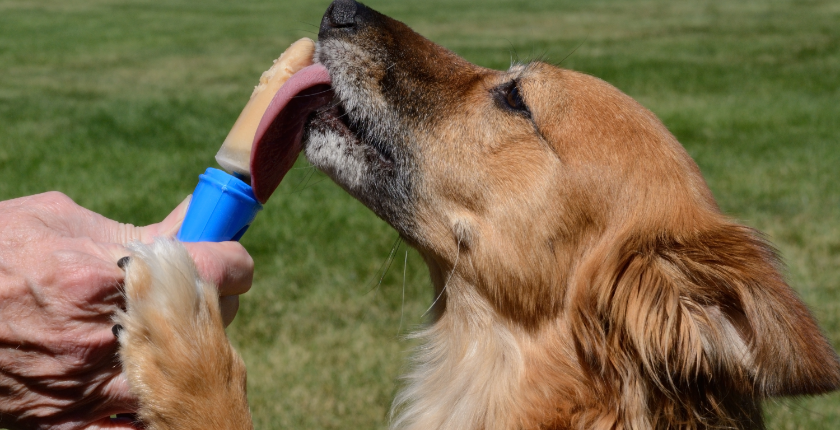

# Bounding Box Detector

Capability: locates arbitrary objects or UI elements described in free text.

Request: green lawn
[1,0,838,428]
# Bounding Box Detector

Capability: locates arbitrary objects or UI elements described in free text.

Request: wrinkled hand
[0,192,253,430]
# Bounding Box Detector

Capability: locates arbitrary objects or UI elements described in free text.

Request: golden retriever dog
[115,0,840,429]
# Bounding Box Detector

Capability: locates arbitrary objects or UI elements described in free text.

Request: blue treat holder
[177,168,263,242]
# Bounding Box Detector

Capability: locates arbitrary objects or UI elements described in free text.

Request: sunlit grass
[1,0,838,428]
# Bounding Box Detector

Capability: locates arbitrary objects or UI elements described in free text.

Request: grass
[1,0,838,428]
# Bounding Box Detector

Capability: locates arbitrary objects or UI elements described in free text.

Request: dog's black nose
[321,0,359,30]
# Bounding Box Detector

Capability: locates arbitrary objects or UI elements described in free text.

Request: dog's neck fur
[388,256,759,430]
[390,275,529,430]
[389,262,587,430]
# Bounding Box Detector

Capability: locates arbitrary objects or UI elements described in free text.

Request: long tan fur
[115,240,252,429]
[117,1,840,429]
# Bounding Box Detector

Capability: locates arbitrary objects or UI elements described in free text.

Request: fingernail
[112,324,124,338]
[117,256,131,269]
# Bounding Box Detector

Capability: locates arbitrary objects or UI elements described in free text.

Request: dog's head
[307,0,724,317]
[293,0,840,426]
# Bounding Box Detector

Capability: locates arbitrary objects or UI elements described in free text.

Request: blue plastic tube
[176,168,263,242]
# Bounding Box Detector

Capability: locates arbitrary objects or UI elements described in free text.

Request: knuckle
[20,192,81,224]
[39,191,77,209]
[52,248,120,291]
[57,258,102,289]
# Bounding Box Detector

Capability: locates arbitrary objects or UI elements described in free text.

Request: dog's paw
[115,240,252,430]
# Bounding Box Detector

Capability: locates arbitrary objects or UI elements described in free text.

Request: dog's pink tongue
[250,63,332,203]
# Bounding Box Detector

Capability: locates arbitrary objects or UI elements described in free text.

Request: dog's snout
[321,0,359,31]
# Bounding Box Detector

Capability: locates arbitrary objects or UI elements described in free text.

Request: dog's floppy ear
[572,220,840,408]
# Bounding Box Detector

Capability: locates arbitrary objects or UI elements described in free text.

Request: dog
[116,0,840,429]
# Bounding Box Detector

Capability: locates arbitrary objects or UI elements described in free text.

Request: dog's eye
[496,81,530,116]
[506,84,526,111]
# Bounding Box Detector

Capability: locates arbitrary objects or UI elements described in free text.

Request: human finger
[135,195,191,241]
[31,371,139,430]
[82,417,143,430]
[76,370,139,429]
[51,417,141,430]
[219,295,240,327]
[183,241,254,296]
[23,192,190,245]
[107,195,191,244]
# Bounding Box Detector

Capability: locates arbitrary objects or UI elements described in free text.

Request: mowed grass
[1,0,838,428]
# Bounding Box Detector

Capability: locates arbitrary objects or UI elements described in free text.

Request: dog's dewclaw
[215,37,316,178]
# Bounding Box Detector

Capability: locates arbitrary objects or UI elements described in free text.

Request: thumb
[140,195,192,240]
[55,193,190,245]
[108,195,190,244]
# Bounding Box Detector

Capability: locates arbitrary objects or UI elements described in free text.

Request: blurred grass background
[1,0,838,428]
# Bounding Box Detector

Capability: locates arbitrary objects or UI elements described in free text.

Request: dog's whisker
[423,237,461,318]
[293,88,335,98]
[275,162,316,195]
[770,397,832,419]
[273,166,326,197]
[507,39,520,68]
[557,38,587,66]
[368,236,402,295]
[295,29,319,37]
[315,99,351,119]
[291,165,318,193]
[398,249,408,335]
[296,20,321,29]
[295,175,328,191]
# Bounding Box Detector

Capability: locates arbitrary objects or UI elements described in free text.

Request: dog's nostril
[325,0,358,28]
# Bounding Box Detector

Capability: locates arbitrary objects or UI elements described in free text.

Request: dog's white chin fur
[115,240,252,430]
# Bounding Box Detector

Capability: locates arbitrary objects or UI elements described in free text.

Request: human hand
[0,192,254,430]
